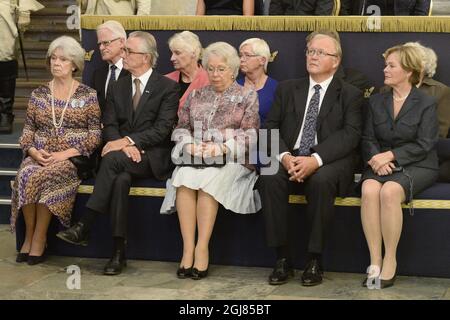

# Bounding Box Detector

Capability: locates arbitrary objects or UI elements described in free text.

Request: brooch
[71,99,86,108]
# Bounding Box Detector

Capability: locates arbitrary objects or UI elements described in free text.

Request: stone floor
[1,226,449,300]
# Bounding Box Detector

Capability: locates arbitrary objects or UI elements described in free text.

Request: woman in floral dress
[11,36,102,265]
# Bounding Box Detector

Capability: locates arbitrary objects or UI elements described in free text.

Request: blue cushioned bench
[15,178,450,278]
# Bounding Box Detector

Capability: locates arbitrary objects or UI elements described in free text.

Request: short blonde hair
[239,38,271,73]
[168,31,203,61]
[403,42,437,78]
[128,31,159,67]
[306,30,342,60]
[383,45,423,86]
[96,20,126,40]
[46,36,85,74]
[202,42,240,78]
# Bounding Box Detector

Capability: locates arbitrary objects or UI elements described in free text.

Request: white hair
[168,31,203,61]
[403,41,438,78]
[46,36,85,73]
[96,20,127,40]
[239,38,271,72]
[202,42,240,78]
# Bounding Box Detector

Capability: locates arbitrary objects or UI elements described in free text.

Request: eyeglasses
[206,66,229,74]
[305,48,338,58]
[239,53,259,60]
[97,38,121,47]
[123,47,148,56]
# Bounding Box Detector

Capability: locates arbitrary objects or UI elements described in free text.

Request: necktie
[297,84,321,156]
[110,65,117,82]
[133,78,142,110]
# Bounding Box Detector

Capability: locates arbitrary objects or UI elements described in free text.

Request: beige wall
[149,0,196,15]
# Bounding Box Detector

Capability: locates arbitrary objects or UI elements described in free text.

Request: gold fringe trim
[81,15,450,33]
[78,185,166,197]
[289,195,450,209]
[77,185,450,209]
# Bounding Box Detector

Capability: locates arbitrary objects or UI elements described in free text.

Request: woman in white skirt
[161,41,261,280]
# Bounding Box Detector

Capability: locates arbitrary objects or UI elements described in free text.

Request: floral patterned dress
[10,83,102,230]
[160,82,261,214]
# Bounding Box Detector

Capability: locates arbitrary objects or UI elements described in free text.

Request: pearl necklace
[393,93,409,102]
[51,80,74,129]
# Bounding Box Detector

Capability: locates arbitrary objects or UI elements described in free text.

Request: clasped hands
[368,151,396,176]
[185,142,226,158]
[29,148,70,166]
[101,138,144,163]
[282,154,319,183]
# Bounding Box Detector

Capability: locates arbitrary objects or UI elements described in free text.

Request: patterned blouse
[175,82,260,163]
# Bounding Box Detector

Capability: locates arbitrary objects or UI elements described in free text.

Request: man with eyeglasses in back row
[57,30,180,276]
[87,20,130,114]
[258,30,363,286]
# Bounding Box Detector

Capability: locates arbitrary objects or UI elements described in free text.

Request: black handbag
[178,154,227,168]
[69,155,96,180]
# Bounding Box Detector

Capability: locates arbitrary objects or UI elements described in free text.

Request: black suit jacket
[103,71,180,180]
[90,64,130,113]
[340,0,430,15]
[362,87,439,170]
[269,0,334,15]
[265,76,363,195]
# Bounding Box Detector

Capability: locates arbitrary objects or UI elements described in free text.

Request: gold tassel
[81,15,450,33]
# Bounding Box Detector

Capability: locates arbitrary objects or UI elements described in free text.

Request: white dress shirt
[278,75,334,167]
[126,67,153,146]
[104,58,123,96]
[131,67,153,96]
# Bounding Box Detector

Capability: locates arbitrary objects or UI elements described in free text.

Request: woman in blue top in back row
[237,38,278,125]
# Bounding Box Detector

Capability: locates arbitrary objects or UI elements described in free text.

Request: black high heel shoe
[27,250,46,266]
[16,252,29,263]
[177,266,193,279]
[380,274,397,289]
[191,267,208,280]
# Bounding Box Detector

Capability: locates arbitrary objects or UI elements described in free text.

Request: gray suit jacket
[362,87,439,170]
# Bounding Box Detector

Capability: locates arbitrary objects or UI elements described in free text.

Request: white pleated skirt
[160,163,261,214]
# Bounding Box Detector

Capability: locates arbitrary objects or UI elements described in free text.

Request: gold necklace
[51,80,74,129]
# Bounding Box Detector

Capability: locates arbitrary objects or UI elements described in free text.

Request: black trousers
[86,150,153,239]
[258,162,341,254]
[0,60,18,116]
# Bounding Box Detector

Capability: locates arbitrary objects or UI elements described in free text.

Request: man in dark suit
[269,0,335,15]
[340,0,431,15]
[258,30,363,286]
[57,31,180,275]
[88,20,130,114]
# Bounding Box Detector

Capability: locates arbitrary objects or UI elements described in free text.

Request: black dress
[204,0,244,15]
[361,88,439,202]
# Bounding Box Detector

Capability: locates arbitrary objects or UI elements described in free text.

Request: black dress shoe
[56,222,89,246]
[103,250,127,275]
[301,259,323,286]
[177,266,193,279]
[268,258,294,285]
[16,252,29,263]
[27,253,46,265]
[191,267,208,280]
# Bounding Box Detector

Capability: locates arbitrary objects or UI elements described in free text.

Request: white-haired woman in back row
[237,37,278,124]
[165,31,209,110]
[403,42,450,139]
[10,36,101,265]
